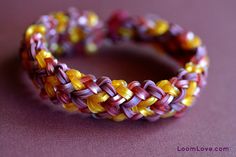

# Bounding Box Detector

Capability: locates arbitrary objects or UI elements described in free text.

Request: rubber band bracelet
[20,8,209,122]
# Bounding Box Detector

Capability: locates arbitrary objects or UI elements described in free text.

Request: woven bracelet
[20,8,209,122]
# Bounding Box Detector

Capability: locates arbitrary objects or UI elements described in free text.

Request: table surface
[0,0,236,157]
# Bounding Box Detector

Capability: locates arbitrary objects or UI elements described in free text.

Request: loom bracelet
[20,8,209,122]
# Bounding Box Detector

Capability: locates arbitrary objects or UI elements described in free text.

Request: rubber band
[20,8,209,122]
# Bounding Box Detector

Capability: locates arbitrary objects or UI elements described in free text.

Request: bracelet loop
[20,8,209,122]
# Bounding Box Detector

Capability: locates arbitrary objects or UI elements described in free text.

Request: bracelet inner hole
[60,43,180,82]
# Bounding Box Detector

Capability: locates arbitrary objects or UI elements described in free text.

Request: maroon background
[0,0,236,157]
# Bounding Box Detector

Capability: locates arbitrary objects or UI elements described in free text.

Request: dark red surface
[0,1,235,157]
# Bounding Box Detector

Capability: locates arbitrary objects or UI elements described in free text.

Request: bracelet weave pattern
[20,8,209,122]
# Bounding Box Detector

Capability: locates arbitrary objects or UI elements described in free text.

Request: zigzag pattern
[20,8,209,121]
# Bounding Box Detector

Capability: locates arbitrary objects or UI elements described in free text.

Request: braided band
[20,8,209,122]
